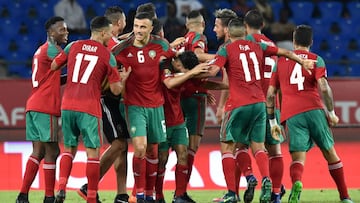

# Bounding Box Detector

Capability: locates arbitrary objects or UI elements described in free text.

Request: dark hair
[136,2,156,19]
[152,18,163,35]
[244,10,263,29]
[187,10,202,19]
[294,25,313,47]
[45,16,64,30]
[134,12,154,24]
[105,6,124,23]
[214,9,237,27]
[90,16,111,31]
[178,51,199,70]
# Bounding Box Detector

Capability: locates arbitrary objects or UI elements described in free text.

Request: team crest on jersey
[149,50,156,59]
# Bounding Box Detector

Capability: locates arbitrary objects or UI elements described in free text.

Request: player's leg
[310,110,352,202]
[42,114,60,203]
[146,106,167,201]
[127,105,148,201]
[170,123,190,202]
[79,112,102,203]
[17,112,49,203]
[156,147,169,202]
[181,95,206,202]
[246,103,271,203]
[265,109,285,203]
[286,113,313,203]
[55,110,80,203]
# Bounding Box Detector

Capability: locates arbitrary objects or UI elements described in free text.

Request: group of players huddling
[15,2,353,203]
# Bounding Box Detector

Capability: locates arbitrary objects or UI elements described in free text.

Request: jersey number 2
[72,53,99,84]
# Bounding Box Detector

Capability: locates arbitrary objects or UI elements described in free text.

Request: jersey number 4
[290,63,305,90]
[72,53,99,84]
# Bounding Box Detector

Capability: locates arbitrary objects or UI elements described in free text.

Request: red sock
[236,149,252,176]
[175,164,188,197]
[235,162,241,196]
[131,184,136,197]
[254,150,269,178]
[269,155,284,193]
[186,149,195,184]
[328,160,350,200]
[58,153,74,191]
[20,156,40,194]
[133,156,146,195]
[86,158,100,202]
[155,168,165,200]
[222,153,236,192]
[145,157,158,197]
[43,162,56,197]
[290,161,304,184]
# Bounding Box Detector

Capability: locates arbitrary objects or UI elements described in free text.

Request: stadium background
[0,0,359,191]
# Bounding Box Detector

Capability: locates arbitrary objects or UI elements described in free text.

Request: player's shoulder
[150,35,171,50]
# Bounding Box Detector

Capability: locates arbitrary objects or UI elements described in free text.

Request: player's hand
[170,37,186,48]
[216,107,224,124]
[189,63,209,76]
[120,66,132,82]
[207,92,216,105]
[271,125,282,141]
[302,59,317,73]
[328,113,339,127]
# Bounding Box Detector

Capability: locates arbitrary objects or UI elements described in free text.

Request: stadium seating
[289,2,314,24]
[1,0,360,78]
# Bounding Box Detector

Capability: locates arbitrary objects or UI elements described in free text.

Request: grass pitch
[3,189,360,202]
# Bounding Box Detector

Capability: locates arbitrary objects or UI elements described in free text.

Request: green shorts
[220,102,266,145]
[125,105,166,143]
[26,111,59,142]
[265,109,284,145]
[61,110,103,148]
[159,122,189,152]
[287,109,334,152]
[181,94,207,136]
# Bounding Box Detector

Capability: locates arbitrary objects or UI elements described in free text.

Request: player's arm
[276,48,315,71]
[170,37,186,48]
[194,47,215,62]
[318,77,339,126]
[163,63,209,89]
[215,70,229,124]
[201,80,228,90]
[51,43,72,71]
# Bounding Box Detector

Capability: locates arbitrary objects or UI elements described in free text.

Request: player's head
[136,2,157,19]
[228,17,246,39]
[133,12,154,43]
[213,9,237,40]
[172,51,199,72]
[151,18,164,38]
[105,6,126,36]
[45,16,68,45]
[90,16,113,46]
[293,25,313,48]
[244,9,264,32]
[186,10,205,30]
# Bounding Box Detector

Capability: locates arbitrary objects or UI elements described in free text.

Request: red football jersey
[270,50,326,123]
[26,42,62,116]
[113,36,176,107]
[180,31,209,97]
[212,39,278,111]
[246,33,278,96]
[54,39,120,118]
[107,36,120,51]
[161,72,185,127]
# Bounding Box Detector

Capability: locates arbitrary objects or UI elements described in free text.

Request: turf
[5,189,360,203]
